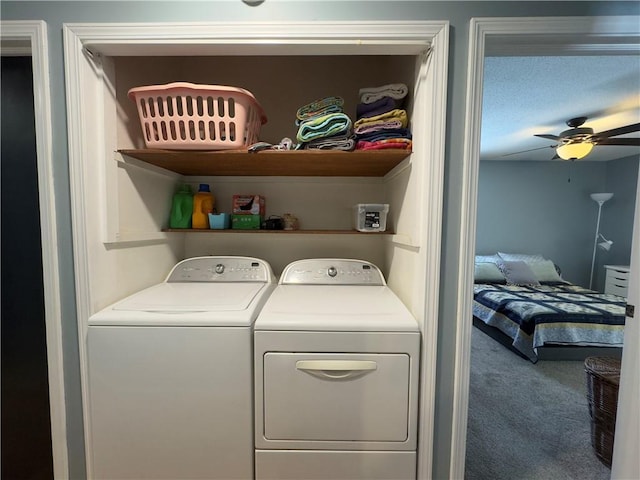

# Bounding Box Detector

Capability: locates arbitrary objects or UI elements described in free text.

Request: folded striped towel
[356,138,413,151]
[354,119,405,136]
[353,109,408,129]
[296,112,352,143]
[296,96,344,122]
[359,83,408,105]
[303,134,356,151]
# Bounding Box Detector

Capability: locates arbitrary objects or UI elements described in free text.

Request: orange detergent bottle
[192,184,215,229]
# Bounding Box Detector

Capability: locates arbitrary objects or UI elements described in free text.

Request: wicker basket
[128,82,267,150]
[584,356,621,468]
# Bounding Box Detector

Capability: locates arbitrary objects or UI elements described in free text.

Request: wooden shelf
[163,229,392,234]
[119,148,410,177]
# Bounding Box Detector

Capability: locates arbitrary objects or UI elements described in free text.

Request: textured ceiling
[481,55,640,162]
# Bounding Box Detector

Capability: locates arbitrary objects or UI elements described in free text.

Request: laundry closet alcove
[63,20,449,478]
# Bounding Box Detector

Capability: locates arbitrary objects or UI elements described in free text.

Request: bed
[473,253,626,362]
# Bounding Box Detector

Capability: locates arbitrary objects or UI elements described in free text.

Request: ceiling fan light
[556,142,594,160]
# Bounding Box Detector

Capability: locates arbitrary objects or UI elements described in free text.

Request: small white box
[353,203,389,232]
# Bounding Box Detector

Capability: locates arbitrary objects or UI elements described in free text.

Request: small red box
[233,195,265,216]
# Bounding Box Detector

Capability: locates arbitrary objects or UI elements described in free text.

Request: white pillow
[499,260,540,286]
[475,254,500,264]
[474,262,506,284]
[498,252,546,264]
[528,260,563,283]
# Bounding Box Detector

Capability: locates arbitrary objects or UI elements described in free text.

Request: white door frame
[611,160,640,479]
[452,16,640,480]
[0,21,68,479]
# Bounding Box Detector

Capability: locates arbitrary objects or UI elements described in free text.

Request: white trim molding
[452,15,640,480]
[1,20,68,479]
[414,24,449,480]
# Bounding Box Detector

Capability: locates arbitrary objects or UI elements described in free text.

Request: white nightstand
[604,265,630,298]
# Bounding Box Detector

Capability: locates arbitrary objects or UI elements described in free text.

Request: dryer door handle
[295,360,377,380]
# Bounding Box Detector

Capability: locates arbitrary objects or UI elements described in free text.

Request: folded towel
[353,109,408,129]
[296,112,352,143]
[303,134,356,151]
[356,128,412,143]
[359,83,408,104]
[296,96,344,122]
[354,119,405,136]
[356,138,413,151]
[356,96,401,119]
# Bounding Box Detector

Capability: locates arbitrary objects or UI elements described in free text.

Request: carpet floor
[465,326,612,480]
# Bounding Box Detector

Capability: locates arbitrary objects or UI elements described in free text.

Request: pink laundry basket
[128,82,267,150]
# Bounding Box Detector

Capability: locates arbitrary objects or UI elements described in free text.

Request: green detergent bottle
[169,184,194,229]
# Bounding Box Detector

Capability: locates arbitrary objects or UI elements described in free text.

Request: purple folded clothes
[356,128,412,143]
[356,97,401,119]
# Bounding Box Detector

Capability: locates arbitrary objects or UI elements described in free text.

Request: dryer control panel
[280,259,386,285]
[166,256,275,283]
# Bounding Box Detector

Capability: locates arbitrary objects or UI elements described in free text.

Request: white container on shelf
[353,204,389,232]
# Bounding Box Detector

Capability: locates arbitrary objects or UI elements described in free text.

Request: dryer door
[262,352,410,445]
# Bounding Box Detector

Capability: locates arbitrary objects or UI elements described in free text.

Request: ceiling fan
[533,116,640,160]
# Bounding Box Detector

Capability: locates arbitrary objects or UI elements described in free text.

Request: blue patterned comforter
[473,282,625,362]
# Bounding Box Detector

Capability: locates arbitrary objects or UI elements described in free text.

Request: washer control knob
[215,264,225,274]
[328,266,338,277]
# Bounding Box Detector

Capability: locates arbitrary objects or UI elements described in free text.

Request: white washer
[87,256,275,480]
[254,259,420,480]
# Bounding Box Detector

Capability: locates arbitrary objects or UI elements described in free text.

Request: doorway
[451,15,640,480]
[1,21,66,478]
[1,55,53,480]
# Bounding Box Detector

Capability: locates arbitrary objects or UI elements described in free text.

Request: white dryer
[254,258,420,480]
[87,256,275,480]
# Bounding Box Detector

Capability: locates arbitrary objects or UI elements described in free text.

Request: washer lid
[255,285,418,332]
[113,282,266,312]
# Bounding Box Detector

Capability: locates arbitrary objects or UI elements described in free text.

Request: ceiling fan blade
[500,145,555,157]
[593,123,640,139]
[596,137,640,146]
[534,134,561,141]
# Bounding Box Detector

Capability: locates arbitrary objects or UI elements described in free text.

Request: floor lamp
[589,192,613,290]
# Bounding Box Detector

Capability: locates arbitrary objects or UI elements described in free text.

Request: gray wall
[605,156,639,269]
[476,157,638,291]
[2,2,638,478]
